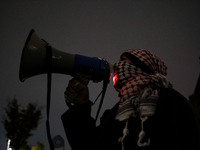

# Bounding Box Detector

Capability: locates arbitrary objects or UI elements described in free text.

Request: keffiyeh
[113,49,172,148]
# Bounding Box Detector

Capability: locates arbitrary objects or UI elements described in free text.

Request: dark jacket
[61,88,200,150]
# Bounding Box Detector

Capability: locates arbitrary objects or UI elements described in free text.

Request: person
[61,49,200,150]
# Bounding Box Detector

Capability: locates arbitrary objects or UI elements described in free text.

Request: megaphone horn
[19,29,112,83]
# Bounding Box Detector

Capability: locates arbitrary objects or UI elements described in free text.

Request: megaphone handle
[65,75,89,105]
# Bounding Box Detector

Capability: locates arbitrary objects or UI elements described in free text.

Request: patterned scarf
[113,49,171,148]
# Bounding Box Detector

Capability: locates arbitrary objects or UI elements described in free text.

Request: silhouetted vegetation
[2,97,43,150]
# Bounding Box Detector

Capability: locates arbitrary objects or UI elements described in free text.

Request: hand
[64,78,89,104]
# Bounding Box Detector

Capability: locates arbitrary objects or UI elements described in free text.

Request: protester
[61,49,200,150]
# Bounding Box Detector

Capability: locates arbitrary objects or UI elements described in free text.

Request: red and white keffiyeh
[113,49,171,148]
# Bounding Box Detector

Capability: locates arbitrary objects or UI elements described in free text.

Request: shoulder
[156,88,198,128]
[159,88,188,101]
[158,88,191,111]
[154,88,200,149]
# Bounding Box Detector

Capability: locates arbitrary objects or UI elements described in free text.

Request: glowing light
[113,74,118,86]
[7,139,12,150]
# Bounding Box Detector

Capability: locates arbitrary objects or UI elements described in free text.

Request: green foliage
[2,97,43,150]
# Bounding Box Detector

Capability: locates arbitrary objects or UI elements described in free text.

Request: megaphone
[19,29,113,83]
[19,29,113,149]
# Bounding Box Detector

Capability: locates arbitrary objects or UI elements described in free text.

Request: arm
[61,101,96,150]
[61,78,96,150]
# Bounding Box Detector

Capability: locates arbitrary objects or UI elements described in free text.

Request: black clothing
[61,88,200,150]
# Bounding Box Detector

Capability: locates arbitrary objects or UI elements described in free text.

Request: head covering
[113,49,172,148]
[113,49,169,102]
[121,49,167,75]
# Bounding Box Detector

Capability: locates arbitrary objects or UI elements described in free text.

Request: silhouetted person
[62,49,200,150]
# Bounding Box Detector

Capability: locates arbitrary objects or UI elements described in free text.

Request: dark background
[0,0,199,149]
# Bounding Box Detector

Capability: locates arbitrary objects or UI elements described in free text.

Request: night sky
[0,0,199,149]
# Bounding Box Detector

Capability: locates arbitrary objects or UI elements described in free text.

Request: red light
[113,74,118,86]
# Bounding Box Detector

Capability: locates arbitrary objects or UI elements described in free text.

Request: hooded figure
[62,49,200,150]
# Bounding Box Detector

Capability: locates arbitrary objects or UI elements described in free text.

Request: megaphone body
[19,29,112,83]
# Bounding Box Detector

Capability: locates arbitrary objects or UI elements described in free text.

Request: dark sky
[0,0,199,149]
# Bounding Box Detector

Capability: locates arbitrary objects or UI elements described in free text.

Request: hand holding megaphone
[64,77,89,104]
